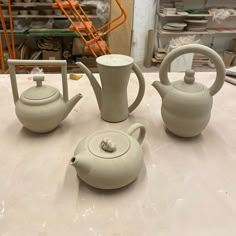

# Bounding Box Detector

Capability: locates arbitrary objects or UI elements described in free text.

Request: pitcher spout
[152,81,170,99]
[64,93,83,119]
[76,62,102,111]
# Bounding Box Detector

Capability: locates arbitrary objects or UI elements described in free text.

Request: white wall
[131,0,157,63]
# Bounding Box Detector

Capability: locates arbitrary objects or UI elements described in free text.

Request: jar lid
[22,76,60,105]
[173,70,204,93]
[88,130,130,159]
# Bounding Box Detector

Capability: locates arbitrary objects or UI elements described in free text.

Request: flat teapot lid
[173,70,204,93]
[88,129,131,159]
[22,76,60,104]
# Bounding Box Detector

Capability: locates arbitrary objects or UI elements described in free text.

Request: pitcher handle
[128,63,145,113]
[127,123,146,144]
[7,59,68,104]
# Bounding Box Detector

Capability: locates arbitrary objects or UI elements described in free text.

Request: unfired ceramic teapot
[8,59,83,133]
[152,44,225,137]
[70,123,146,189]
[77,54,145,123]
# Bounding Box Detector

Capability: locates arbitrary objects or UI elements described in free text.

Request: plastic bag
[168,35,201,51]
[209,8,236,24]
[30,67,44,74]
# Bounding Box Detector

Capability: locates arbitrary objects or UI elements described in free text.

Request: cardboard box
[72,38,84,55]
[42,50,62,60]
[42,50,62,72]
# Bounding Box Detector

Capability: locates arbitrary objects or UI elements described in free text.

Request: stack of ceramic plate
[185,19,208,31]
[162,22,187,31]
[163,8,177,15]
[160,2,174,13]
[174,1,184,12]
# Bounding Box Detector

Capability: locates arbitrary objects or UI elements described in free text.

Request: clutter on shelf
[162,22,187,32]
[184,19,208,32]
[209,8,236,24]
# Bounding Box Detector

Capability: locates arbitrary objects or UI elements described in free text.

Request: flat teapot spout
[76,62,102,111]
[152,81,170,98]
[64,93,83,119]
[70,154,91,174]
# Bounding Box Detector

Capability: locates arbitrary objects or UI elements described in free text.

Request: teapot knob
[100,137,116,152]
[184,70,195,84]
[33,76,44,87]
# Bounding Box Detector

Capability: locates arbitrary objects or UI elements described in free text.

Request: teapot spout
[70,154,91,174]
[152,81,170,98]
[76,62,102,111]
[64,93,83,119]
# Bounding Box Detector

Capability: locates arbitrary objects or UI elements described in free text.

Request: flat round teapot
[70,123,146,190]
[152,44,225,137]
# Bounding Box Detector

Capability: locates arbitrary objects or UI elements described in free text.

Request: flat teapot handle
[128,63,145,113]
[7,59,68,104]
[159,44,225,96]
[127,123,146,144]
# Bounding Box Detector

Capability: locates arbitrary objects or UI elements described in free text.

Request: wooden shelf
[3,14,98,19]
[159,13,236,18]
[159,29,236,35]
[0,2,96,8]
[28,28,78,36]
[159,13,211,17]
[159,30,210,35]
[208,28,236,34]
[0,28,83,37]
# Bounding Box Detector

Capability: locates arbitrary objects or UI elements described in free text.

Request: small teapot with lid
[8,59,83,133]
[70,123,146,190]
[152,44,225,137]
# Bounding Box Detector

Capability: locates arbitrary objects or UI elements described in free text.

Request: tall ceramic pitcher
[77,54,145,122]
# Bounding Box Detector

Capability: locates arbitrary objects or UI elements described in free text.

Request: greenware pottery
[152,44,225,137]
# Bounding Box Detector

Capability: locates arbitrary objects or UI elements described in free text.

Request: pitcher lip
[96,54,134,67]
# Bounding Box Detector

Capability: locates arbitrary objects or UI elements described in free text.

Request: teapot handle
[127,123,146,144]
[128,63,145,113]
[7,59,68,104]
[159,44,225,96]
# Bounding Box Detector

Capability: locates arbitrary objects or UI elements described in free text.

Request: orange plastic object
[53,0,127,58]
[8,0,15,59]
[0,2,15,60]
[0,36,5,73]
[0,6,13,59]
[52,0,78,8]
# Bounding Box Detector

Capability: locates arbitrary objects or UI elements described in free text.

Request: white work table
[0,72,236,235]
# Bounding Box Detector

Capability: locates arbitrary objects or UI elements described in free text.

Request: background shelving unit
[0,0,107,71]
[158,0,236,48]
[155,0,236,69]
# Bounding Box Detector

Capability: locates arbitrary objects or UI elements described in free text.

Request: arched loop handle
[159,44,225,96]
[127,123,146,144]
[128,63,145,113]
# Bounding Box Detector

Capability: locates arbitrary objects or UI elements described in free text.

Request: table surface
[0,72,236,236]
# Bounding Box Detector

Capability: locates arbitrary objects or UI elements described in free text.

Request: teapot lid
[22,76,60,104]
[88,130,130,159]
[173,70,204,93]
